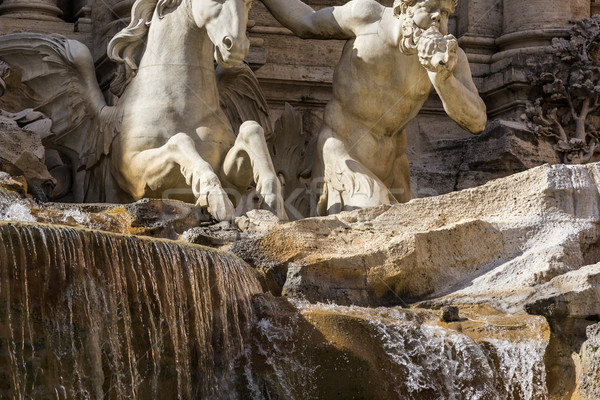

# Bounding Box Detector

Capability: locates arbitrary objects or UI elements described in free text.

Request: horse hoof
[260,193,288,221]
[198,189,235,222]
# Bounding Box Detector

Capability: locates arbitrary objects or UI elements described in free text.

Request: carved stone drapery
[0,0,62,21]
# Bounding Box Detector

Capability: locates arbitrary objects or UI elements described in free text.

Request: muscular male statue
[260,0,487,215]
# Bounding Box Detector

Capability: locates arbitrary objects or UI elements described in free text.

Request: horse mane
[107,0,183,96]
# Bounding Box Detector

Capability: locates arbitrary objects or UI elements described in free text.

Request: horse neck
[136,4,219,106]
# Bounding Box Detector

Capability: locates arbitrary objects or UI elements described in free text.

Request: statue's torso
[115,15,237,152]
[118,65,235,148]
[323,31,432,178]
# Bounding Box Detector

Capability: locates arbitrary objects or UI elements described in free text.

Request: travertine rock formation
[576,323,600,400]
[0,110,55,195]
[408,118,562,197]
[230,163,600,315]
[0,175,211,238]
[228,161,600,398]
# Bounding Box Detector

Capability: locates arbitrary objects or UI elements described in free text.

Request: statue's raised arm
[261,0,487,215]
[259,0,383,39]
[415,26,487,133]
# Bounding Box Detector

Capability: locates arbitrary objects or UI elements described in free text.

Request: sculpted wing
[215,63,273,137]
[0,33,111,172]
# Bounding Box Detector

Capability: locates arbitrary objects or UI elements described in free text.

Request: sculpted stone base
[1,161,600,398]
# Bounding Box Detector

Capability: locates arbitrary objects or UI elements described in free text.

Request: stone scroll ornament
[524,15,600,164]
[0,0,287,222]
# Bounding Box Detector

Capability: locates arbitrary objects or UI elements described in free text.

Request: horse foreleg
[222,121,288,220]
[122,132,235,221]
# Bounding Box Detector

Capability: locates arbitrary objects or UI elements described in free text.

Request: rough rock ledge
[230,163,600,316]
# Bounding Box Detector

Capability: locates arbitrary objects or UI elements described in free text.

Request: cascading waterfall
[0,187,36,223]
[252,300,549,400]
[0,221,262,399]
[367,319,548,400]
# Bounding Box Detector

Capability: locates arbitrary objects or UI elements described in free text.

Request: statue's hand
[417,28,458,78]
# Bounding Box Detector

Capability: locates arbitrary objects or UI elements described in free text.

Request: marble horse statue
[0,0,287,221]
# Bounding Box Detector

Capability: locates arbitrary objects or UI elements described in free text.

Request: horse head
[190,0,251,68]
